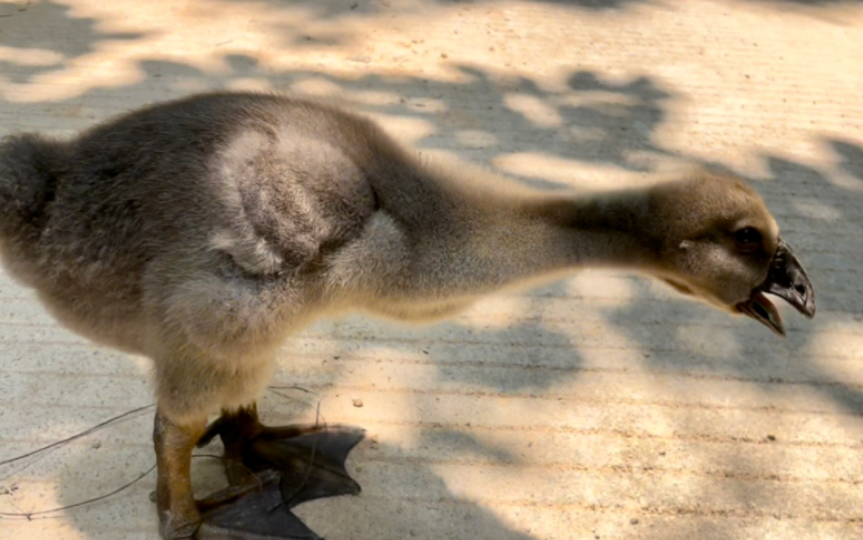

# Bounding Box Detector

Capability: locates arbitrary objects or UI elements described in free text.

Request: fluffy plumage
[0,92,814,539]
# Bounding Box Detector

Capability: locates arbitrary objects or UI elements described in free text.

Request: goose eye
[734,227,762,252]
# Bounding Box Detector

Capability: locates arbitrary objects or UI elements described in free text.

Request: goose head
[648,169,816,336]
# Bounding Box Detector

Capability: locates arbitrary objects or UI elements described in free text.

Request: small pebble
[353,398,364,408]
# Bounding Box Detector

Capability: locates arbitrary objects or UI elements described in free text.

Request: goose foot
[198,403,364,501]
[191,404,364,538]
[194,470,328,539]
[155,410,363,540]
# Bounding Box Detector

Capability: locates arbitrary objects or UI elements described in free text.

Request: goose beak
[737,239,816,336]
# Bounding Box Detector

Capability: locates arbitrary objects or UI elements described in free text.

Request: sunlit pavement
[1,1,862,539]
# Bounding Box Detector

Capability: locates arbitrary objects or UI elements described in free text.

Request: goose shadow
[2,382,535,540]
[258,390,538,540]
[292,438,537,540]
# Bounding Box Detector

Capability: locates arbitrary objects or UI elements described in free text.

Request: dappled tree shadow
[0,1,143,85]
[3,50,860,536]
[213,0,863,14]
[71,57,673,170]
[216,0,648,15]
[2,0,862,535]
[756,0,863,5]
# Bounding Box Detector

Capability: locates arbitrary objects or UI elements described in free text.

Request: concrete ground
[1,0,862,538]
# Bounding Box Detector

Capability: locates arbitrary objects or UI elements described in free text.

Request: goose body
[0,92,815,539]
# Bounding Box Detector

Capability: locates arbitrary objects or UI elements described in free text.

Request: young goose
[0,92,815,539]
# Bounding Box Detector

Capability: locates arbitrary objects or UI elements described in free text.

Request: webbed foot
[155,406,364,539]
[198,403,365,504]
[195,471,324,539]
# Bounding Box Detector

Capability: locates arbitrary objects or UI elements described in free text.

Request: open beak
[736,239,816,336]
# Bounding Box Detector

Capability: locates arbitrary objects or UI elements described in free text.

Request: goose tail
[0,133,59,239]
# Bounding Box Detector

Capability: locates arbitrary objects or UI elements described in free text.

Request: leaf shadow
[0,0,144,85]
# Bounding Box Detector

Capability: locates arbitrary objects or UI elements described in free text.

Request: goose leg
[154,409,345,540]
[198,403,365,506]
[153,411,207,539]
